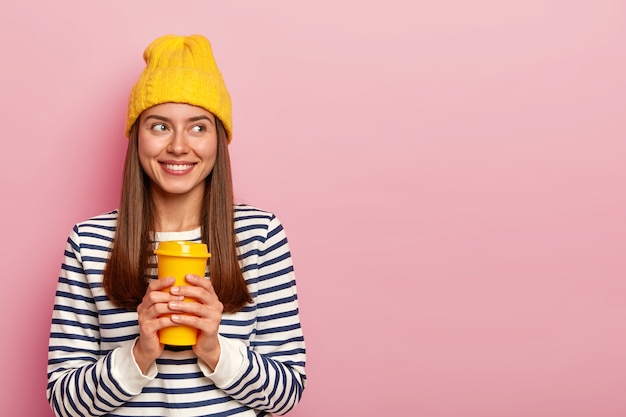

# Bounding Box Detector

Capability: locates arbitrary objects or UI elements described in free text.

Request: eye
[191,124,206,133]
[151,123,168,132]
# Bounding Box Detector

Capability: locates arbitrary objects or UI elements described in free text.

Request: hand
[168,274,224,370]
[134,277,184,374]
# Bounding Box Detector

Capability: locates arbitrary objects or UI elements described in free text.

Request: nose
[166,129,189,155]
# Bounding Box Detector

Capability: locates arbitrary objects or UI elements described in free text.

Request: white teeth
[165,164,193,171]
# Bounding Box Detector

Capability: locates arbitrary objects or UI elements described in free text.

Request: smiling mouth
[162,163,195,171]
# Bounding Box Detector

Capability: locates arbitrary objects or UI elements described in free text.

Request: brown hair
[103,118,252,313]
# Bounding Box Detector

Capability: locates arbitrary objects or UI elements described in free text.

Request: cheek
[138,154,151,175]
[198,141,218,161]
[137,137,157,172]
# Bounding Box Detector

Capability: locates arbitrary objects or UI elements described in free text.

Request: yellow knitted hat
[126,34,232,141]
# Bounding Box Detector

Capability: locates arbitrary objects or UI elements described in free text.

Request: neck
[151,189,204,233]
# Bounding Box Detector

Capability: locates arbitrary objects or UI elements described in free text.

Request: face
[138,102,218,201]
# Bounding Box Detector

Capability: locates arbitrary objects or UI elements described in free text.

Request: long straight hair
[102,117,252,313]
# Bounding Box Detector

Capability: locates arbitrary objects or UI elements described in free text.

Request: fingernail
[169,301,178,308]
[171,286,179,293]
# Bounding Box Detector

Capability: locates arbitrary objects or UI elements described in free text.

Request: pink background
[1,1,625,416]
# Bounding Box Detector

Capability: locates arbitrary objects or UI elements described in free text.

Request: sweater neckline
[153,227,201,242]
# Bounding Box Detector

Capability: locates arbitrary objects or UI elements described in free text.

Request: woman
[47,34,306,417]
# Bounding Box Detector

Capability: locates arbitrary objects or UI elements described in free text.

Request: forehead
[142,103,215,120]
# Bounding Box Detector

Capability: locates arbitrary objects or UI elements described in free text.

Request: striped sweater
[47,205,306,417]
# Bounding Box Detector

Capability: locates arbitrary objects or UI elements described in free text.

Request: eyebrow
[144,114,215,124]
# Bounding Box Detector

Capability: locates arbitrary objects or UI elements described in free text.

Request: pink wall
[1,1,625,415]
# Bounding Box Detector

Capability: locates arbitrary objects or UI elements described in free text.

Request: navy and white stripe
[47,205,306,417]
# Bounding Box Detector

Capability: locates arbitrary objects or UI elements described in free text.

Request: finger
[169,298,223,317]
[143,288,184,309]
[140,314,175,333]
[148,276,175,291]
[182,275,219,303]
[170,312,220,328]
[184,274,214,292]
[171,286,213,305]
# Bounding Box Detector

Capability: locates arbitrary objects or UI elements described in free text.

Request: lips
[160,162,196,174]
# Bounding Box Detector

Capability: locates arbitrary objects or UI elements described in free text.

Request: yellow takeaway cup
[153,240,211,346]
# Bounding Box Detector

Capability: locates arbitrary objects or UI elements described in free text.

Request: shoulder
[75,210,118,229]
[71,210,118,242]
[234,204,276,223]
[234,204,287,241]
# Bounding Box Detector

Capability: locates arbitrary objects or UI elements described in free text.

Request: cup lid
[153,241,211,258]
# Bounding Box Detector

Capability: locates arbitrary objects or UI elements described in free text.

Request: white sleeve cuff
[198,335,247,387]
[110,338,157,394]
